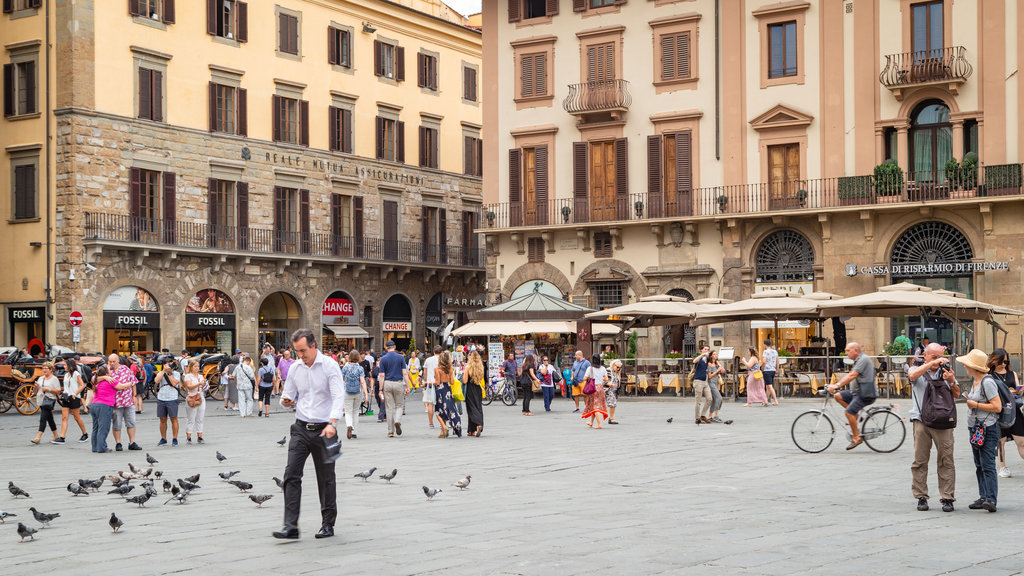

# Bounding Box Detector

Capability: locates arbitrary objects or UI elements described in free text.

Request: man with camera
[692,346,712,424]
[908,342,961,512]
[827,342,876,450]
[154,360,181,447]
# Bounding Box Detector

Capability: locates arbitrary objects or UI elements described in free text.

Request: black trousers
[282,421,338,530]
[521,380,532,413]
[38,405,57,432]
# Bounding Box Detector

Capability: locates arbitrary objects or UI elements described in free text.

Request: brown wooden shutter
[299,99,309,146]
[208,82,218,131]
[289,16,298,53]
[521,55,534,97]
[329,106,339,151]
[138,68,151,119]
[586,45,597,84]
[130,168,143,220]
[206,0,217,35]
[660,35,674,81]
[162,172,176,243]
[375,116,383,159]
[373,40,382,76]
[162,0,175,23]
[206,178,218,247]
[417,52,425,87]
[328,27,338,65]
[678,33,690,78]
[129,0,140,16]
[300,188,310,253]
[573,0,585,12]
[23,60,35,114]
[237,88,247,136]
[573,141,589,223]
[535,145,549,225]
[418,126,426,166]
[464,136,472,175]
[341,108,352,153]
[273,186,284,251]
[353,196,364,257]
[614,138,628,219]
[439,208,447,263]
[509,148,522,226]
[535,54,547,95]
[675,131,692,216]
[647,135,663,218]
[421,206,430,261]
[508,0,520,22]
[2,64,12,117]
[330,193,342,255]
[546,0,559,16]
[278,13,287,52]
[272,95,282,142]
[152,70,163,121]
[396,120,405,163]
[476,139,483,177]
[237,2,248,43]
[236,181,249,250]
[396,46,406,82]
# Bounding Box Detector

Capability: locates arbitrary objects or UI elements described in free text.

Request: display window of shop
[322,290,366,353]
[382,294,413,351]
[103,286,160,355]
[259,292,302,352]
[7,306,45,355]
[185,289,235,354]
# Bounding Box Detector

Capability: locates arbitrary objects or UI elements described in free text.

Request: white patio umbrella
[691,290,823,347]
[584,299,703,327]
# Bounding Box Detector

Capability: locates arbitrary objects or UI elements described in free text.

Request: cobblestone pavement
[1,396,1023,575]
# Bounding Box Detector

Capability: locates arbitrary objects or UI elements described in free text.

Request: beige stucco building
[2,0,484,355]
[481,0,1024,358]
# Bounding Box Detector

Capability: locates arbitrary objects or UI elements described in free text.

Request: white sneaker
[998,467,1012,478]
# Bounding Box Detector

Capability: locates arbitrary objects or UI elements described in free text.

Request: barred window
[591,282,623,310]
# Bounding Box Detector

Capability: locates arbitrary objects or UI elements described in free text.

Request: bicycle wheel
[501,385,517,407]
[791,410,835,453]
[861,409,906,453]
[483,388,494,406]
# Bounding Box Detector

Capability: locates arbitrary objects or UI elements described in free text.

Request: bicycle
[483,376,518,407]
[791,389,907,453]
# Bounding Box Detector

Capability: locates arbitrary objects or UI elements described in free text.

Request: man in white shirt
[274,329,345,541]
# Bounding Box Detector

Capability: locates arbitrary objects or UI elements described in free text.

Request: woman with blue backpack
[341,350,368,439]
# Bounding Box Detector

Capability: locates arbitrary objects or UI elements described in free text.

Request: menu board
[487,341,505,382]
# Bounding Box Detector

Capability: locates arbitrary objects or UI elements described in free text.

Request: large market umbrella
[691,290,823,349]
[584,299,703,327]
[472,283,594,321]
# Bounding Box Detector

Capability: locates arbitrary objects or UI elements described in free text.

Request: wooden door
[768,144,800,209]
[590,141,616,221]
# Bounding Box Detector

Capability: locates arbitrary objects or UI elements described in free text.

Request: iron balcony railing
[482,163,1022,229]
[563,79,632,115]
[83,212,485,268]
[879,46,973,88]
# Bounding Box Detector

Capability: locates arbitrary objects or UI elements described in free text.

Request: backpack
[261,369,274,384]
[342,364,362,395]
[918,371,957,430]
[987,374,1017,430]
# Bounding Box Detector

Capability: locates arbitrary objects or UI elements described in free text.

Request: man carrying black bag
[908,342,961,513]
[274,328,345,540]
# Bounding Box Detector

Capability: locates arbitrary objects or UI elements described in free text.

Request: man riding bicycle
[828,342,877,450]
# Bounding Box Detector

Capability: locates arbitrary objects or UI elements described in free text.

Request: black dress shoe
[272,527,300,539]
[314,525,334,539]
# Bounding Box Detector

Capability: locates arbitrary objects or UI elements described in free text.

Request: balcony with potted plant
[837,175,874,206]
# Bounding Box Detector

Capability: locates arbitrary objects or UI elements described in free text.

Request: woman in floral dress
[433,351,462,438]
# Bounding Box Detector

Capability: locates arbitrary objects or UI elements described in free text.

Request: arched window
[890,221,973,278]
[755,230,814,282]
[910,100,952,183]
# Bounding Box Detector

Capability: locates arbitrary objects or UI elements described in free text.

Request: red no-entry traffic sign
[69,311,83,326]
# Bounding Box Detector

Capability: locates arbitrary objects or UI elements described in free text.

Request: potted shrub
[664,350,682,366]
[944,158,961,189]
[560,205,572,223]
[883,340,911,366]
[873,160,904,198]
[485,211,495,226]
[796,189,808,207]
[634,200,644,219]
[837,175,873,206]
[960,152,979,191]
[716,194,728,213]
[777,348,795,365]
[984,162,1022,197]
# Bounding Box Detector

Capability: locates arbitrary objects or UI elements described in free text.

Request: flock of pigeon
[5,449,276,542]
[350,466,472,501]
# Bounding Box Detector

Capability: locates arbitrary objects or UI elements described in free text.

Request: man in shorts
[109,354,142,451]
[828,342,877,450]
[154,361,181,446]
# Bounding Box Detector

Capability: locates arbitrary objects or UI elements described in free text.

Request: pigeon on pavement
[0,511,16,523]
[164,489,190,505]
[353,467,377,482]
[277,436,287,446]
[110,477,129,488]
[109,513,123,533]
[67,483,90,497]
[77,479,92,489]
[145,486,159,498]
[249,494,273,508]
[146,453,158,465]
[666,417,674,424]
[228,480,253,493]
[422,486,442,501]
[126,493,151,508]
[8,482,29,498]
[177,479,200,491]
[451,476,472,490]
[17,522,37,542]
[29,507,59,527]
[216,451,227,462]
[185,474,200,484]
[219,471,241,481]
[108,485,135,498]
[162,480,172,492]
[153,471,163,479]
[379,469,398,484]
[128,463,140,474]
[272,477,284,492]
[88,477,105,491]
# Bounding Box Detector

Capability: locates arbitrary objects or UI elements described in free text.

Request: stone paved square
[2,397,1023,575]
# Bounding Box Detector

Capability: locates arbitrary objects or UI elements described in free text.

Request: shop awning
[751,320,812,329]
[452,320,575,337]
[325,325,369,338]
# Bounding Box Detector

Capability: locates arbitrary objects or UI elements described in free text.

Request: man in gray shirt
[907,342,960,512]
[828,342,876,450]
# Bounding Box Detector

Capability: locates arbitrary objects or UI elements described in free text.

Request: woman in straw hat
[959,348,1002,512]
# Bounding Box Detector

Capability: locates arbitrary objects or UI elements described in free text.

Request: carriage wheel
[206,373,225,401]
[15,384,39,415]
[0,396,12,413]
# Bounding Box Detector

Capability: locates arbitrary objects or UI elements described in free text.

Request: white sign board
[717,346,735,361]
[72,326,81,343]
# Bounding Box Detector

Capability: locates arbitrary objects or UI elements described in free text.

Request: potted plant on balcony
[796,189,808,207]
[873,160,904,201]
[634,200,644,219]
[983,162,1022,197]
[960,152,979,191]
[716,194,728,213]
[485,211,496,227]
[837,175,873,206]
[561,205,572,223]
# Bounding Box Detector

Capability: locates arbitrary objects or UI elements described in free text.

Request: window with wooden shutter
[206,177,219,248]
[508,0,521,22]
[593,232,613,258]
[463,66,477,101]
[673,131,693,216]
[12,163,36,220]
[534,145,549,226]
[137,68,162,122]
[417,53,437,91]
[237,88,247,135]
[341,109,352,153]
[210,83,238,134]
[3,60,37,117]
[646,135,663,218]
[329,107,341,151]
[519,53,546,98]
[396,120,405,163]
[419,126,438,169]
[509,148,523,226]
[527,238,545,263]
[396,46,406,82]
[162,172,176,243]
[383,200,399,259]
[464,136,482,176]
[130,168,143,240]
[236,181,249,250]
[236,2,248,42]
[278,12,299,55]
[207,0,243,40]
[299,188,310,254]
[614,138,628,219]
[586,43,614,84]
[273,96,298,144]
[299,99,309,146]
[353,196,364,257]
[572,141,589,223]
[660,32,691,81]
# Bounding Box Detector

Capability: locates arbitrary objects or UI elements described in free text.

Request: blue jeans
[971,422,1000,503]
[542,386,555,410]
[90,403,113,453]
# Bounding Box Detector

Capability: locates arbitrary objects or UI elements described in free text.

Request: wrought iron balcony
[562,79,631,119]
[83,212,485,269]
[879,46,973,99]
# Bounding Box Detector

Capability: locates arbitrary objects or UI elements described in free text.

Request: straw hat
[956,348,989,373]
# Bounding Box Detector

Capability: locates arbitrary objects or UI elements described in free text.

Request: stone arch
[653,279,702,301]
[743,222,822,271]
[502,262,573,300]
[571,259,648,302]
[872,212,982,265]
[896,87,961,120]
[91,262,170,320]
